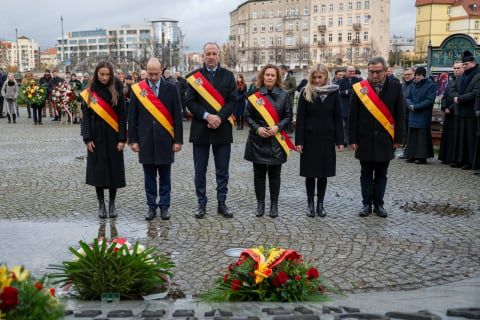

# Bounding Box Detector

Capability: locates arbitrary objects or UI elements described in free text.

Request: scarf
[315,84,339,102]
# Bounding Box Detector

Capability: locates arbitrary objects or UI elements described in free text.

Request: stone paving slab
[0,109,479,301]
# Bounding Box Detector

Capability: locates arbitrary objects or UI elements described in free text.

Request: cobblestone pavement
[0,108,479,299]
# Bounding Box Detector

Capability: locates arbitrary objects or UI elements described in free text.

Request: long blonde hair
[303,64,330,103]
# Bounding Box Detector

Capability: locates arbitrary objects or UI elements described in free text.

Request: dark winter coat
[295,89,343,177]
[244,86,293,165]
[339,76,361,119]
[348,77,405,162]
[452,64,480,118]
[186,64,236,145]
[128,79,183,165]
[406,77,436,129]
[81,79,127,188]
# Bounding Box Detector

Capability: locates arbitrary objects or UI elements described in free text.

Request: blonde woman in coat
[1,73,19,123]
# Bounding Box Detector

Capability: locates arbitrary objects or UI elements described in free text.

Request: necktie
[151,85,157,96]
[209,70,214,81]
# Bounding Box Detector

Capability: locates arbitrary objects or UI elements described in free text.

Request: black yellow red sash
[80,89,118,132]
[186,71,235,126]
[247,91,296,156]
[131,81,174,139]
[352,80,395,140]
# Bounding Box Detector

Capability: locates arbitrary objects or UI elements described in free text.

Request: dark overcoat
[348,77,405,162]
[406,77,436,129]
[186,64,236,145]
[295,90,344,177]
[244,86,293,165]
[81,79,127,188]
[128,79,183,165]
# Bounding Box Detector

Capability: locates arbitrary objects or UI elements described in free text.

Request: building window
[321,4,326,12]
[339,3,344,11]
[364,15,370,24]
[363,31,368,41]
[261,51,265,62]
[303,36,308,44]
[303,20,309,29]
[356,1,361,9]
[261,38,265,47]
[348,2,353,10]
[313,34,318,42]
[277,23,283,31]
[269,36,274,46]
[355,47,360,57]
[347,47,352,58]
[475,20,479,29]
[347,32,352,41]
[269,23,274,31]
[447,7,451,16]
[320,48,325,57]
[356,16,361,24]
[261,10,265,18]
[277,37,282,46]
[261,24,266,32]
[363,47,370,57]
[253,11,257,19]
[321,18,326,26]
[347,16,352,25]
[253,38,257,47]
[253,24,257,32]
[365,1,370,9]
[328,48,332,57]
[313,19,318,27]
[329,4,334,12]
[304,7,309,15]
[294,52,299,60]
[328,33,333,42]
[269,9,274,17]
[288,21,293,30]
[338,32,343,42]
[303,51,309,60]
[287,37,293,46]
[446,23,450,31]
[313,5,318,13]
[338,17,343,26]
[329,18,334,27]
[355,31,360,40]
[278,9,282,16]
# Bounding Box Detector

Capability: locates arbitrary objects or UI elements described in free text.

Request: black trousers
[253,163,282,202]
[359,160,390,206]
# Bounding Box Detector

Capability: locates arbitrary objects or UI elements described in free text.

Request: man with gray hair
[348,56,405,218]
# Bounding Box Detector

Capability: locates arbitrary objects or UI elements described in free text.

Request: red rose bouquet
[0,265,64,320]
[199,246,339,302]
[50,82,79,115]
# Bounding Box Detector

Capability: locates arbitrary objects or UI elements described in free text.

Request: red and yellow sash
[352,80,395,140]
[186,71,235,126]
[80,89,118,132]
[131,81,174,139]
[247,91,296,156]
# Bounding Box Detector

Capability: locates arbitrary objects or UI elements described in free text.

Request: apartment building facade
[229,0,390,71]
[0,36,40,72]
[415,0,480,57]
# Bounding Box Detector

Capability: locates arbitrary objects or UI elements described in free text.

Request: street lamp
[15,28,20,72]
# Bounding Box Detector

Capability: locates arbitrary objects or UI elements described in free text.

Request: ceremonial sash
[80,89,118,132]
[186,71,235,126]
[247,91,296,156]
[131,81,174,139]
[352,80,395,140]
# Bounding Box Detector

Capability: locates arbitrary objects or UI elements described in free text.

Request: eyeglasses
[368,70,385,75]
[404,73,413,76]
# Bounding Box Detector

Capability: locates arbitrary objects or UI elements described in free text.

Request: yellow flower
[10,265,29,282]
[28,94,33,99]
[40,89,44,93]
[30,89,35,94]
[0,265,13,289]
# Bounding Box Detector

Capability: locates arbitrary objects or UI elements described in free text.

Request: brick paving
[0,108,479,299]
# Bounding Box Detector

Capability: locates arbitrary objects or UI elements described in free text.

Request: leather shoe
[405,158,415,163]
[256,201,265,217]
[450,163,462,168]
[145,207,156,220]
[374,205,388,218]
[306,200,315,217]
[218,201,233,218]
[359,205,372,217]
[269,201,278,218]
[462,164,472,170]
[195,205,206,219]
[316,202,327,217]
[108,202,117,218]
[160,207,170,220]
[415,159,426,164]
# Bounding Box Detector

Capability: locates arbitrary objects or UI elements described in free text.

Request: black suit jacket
[186,64,236,145]
[128,79,183,165]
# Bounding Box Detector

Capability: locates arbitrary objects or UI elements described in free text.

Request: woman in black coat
[295,64,344,217]
[81,61,127,219]
[244,64,293,218]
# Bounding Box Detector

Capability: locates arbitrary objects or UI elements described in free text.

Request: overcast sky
[1,0,416,52]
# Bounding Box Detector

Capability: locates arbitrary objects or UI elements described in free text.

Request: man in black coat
[0,72,6,117]
[348,56,405,218]
[339,66,361,145]
[186,42,236,219]
[128,58,183,221]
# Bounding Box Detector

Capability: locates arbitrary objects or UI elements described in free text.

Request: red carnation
[228,263,233,272]
[276,271,288,284]
[0,286,20,312]
[35,282,44,290]
[306,268,319,280]
[49,287,56,297]
[231,279,242,290]
[235,260,244,266]
[223,274,229,282]
[294,275,301,280]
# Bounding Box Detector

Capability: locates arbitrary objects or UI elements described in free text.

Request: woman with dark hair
[244,64,293,218]
[235,74,247,130]
[81,61,127,218]
[295,64,344,217]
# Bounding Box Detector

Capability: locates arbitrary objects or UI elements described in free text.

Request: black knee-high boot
[109,188,117,218]
[316,178,327,217]
[306,178,315,217]
[96,187,107,218]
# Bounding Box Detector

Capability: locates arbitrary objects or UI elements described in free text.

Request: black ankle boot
[316,201,326,217]
[12,114,16,123]
[7,114,11,123]
[98,200,107,218]
[256,200,265,217]
[307,198,315,217]
[108,201,117,218]
[269,200,278,218]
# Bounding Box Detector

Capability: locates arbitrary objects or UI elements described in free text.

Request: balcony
[318,25,327,32]
[353,23,361,30]
[318,40,326,46]
[352,39,361,45]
